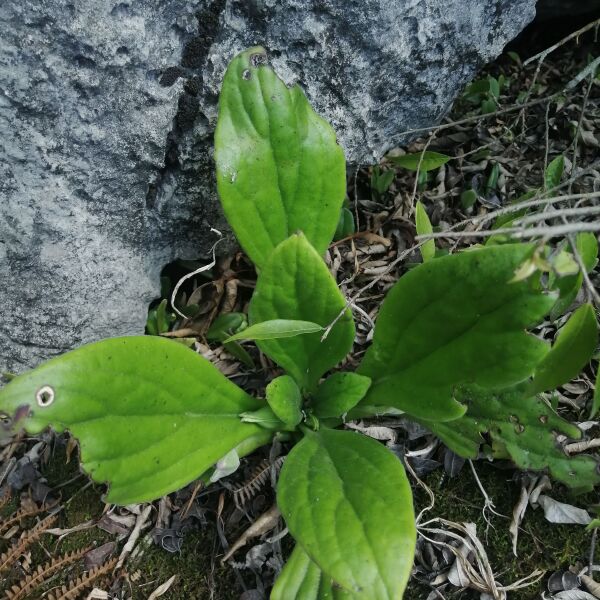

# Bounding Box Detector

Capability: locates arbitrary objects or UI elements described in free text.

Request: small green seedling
[1,47,598,599]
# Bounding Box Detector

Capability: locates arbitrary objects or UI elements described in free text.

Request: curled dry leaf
[221,504,281,562]
[537,495,592,525]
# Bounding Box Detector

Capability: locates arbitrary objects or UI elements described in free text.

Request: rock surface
[0,0,536,372]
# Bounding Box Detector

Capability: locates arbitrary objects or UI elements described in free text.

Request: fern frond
[232,456,285,510]
[46,556,117,600]
[5,546,91,600]
[0,503,49,536]
[0,514,57,573]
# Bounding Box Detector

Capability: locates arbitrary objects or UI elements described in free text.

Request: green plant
[1,47,599,599]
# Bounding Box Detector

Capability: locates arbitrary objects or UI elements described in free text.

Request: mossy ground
[1,446,592,599]
[406,462,595,599]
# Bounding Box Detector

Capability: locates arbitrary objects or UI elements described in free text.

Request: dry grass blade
[5,546,92,600]
[232,456,285,510]
[46,556,118,600]
[0,514,57,573]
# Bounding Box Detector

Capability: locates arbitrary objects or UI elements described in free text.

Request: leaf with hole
[312,373,371,419]
[215,47,346,269]
[249,234,355,392]
[415,201,435,262]
[388,151,450,173]
[358,244,556,421]
[277,428,416,599]
[225,319,323,343]
[0,337,271,505]
[425,385,600,491]
[532,303,598,394]
[266,375,302,428]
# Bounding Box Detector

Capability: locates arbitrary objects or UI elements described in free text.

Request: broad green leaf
[0,337,270,505]
[206,313,255,368]
[425,385,600,491]
[552,250,579,277]
[222,342,255,368]
[480,98,496,114]
[266,375,302,428]
[551,233,599,320]
[249,234,355,392]
[485,163,500,196]
[358,244,556,421]
[460,189,478,210]
[277,428,416,599]
[371,167,395,196]
[389,151,450,172]
[272,545,355,599]
[206,313,246,340]
[312,373,371,419]
[225,319,323,343]
[488,76,500,99]
[545,155,564,190]
[415,201,435,262]
[463,78,491,98]
[532,303,598,393]
[334,207,356,241]
[591,362,600,419]
[215,47,346,269]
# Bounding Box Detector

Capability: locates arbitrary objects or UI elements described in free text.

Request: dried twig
[117,504,152,569]
[417,221,600,241]
[523,18,600,66]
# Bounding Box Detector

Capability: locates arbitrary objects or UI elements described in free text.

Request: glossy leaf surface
[266,375,302,428]
[271,545,354,599]
[312,373,371,419]
[0,337,268,504]
[358,244,556,421]
[532,303,598,393]
[426,385,600,491]
[226,319,322,343]
[277,428,416,599]
[250,234,355,392]
[215,47,346,269]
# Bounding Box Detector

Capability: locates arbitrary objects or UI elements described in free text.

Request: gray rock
[0,0,536,373]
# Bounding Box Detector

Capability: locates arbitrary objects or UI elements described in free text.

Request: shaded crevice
[146,0,226,211]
